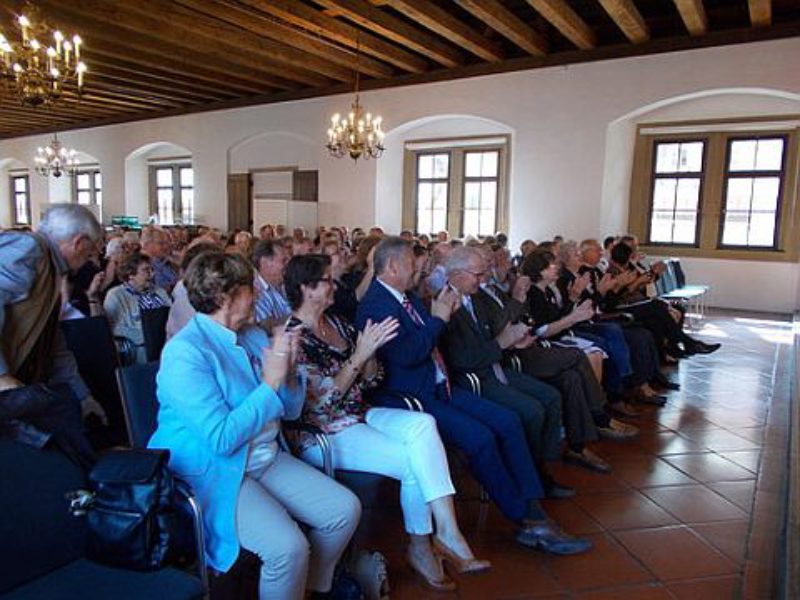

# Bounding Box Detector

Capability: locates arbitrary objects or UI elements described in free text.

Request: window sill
[640,244,798,263]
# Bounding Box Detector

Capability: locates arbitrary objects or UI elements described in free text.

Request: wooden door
[227,173,252,232]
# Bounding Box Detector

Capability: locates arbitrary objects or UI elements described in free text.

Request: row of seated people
[1,206,719,599]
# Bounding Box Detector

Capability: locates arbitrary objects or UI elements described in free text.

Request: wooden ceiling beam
[87,58,240,101]
[524,0,596,49]
[174,0,394,80]
[89,72,224,104]
[672,0,708,36]
[380,0,504,62]
[240,0,429,73]
[110,0,346,86]
[453,0,548,56]
[26,3,293,92]
[597,0,650,43]
[748,0,772,27]
[312,0,465,68]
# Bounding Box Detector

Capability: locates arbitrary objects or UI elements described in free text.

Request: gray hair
[558,240,579,263]
[445,245,483,276]
[37,204,102,244]
[373,236,412,276]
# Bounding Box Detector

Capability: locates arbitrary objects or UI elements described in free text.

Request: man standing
[357,237,590,555]
[0,205,107,451]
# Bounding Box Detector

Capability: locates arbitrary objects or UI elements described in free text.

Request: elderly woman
[103,252,172,364]
[285,254,489,593]
[148,251,360,600]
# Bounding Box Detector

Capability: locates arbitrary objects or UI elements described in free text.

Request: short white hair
[37,204,102,244]
[445,245,483,276]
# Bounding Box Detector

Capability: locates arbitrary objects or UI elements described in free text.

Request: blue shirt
[253,274,291,324]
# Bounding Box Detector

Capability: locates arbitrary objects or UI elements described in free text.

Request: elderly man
[357,236,590,555]
[141,226,179,292]
[251,239,291,328]
[0,205,107,453]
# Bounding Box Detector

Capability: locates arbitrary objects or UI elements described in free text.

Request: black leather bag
[81,448,177,571]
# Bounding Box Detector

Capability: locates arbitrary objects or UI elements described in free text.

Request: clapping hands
[354,317,400,364]
[262,326,300,390]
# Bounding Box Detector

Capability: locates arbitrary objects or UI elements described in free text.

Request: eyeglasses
[461,269,487,278]
[313,275,335,285]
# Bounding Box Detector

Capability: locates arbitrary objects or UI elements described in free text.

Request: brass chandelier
[34,133,80,178]
[325,37,385,161]
[0,8,87,107]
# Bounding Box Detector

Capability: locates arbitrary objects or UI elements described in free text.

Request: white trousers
[236,451,361,600]
[301,407,455,535]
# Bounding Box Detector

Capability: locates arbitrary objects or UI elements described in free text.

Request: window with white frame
[149,163,193,225]
[10,173,31,226]
[404,137,508,238]
[73,168,102,207]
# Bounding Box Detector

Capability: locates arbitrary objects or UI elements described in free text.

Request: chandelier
[34,133,80,178]
[0,8,87,107]
[325,38,385,161]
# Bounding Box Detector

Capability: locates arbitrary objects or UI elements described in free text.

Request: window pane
[96,191,102,206]
[77,191,91,205]
[748,213,776,247]
[755,139,784,171]
[15,194,29,224]
[729,140,757,171]
[751,177,780,212]
[480,181,497,209]
[721,213,749,246]
[673,212,697,244]
[417,210,432,235]
[180,167,193,187]
[432,183,447,210]
[464,182,480,209]
[465,153,482,178]
[481,151,498,177]
[417,182,432,210]
[77,173,91,190]
[463,210,479,238]
[418,155,433,179]
[94,172,102,190]
[655,143,680,173]
[652,178,677,210]
[678,142,703,173]
[479,209,495,236]
[181,189,194,224]
[158,188,174,225]
[726,178,753,211]
[649,211,674,243]
[14,177,26,192]
[433,154,449,178]
[156,168,173,187]
[675,178,700,210]
[432,209,447,233]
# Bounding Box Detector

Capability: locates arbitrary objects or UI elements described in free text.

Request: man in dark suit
[357,237,590,555]
[440,246,574,494]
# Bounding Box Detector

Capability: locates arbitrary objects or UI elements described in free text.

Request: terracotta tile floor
[352,310,793,599]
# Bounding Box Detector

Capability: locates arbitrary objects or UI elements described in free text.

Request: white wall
[1,37,799,312]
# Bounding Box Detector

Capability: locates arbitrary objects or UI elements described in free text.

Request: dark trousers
[373,385,543,522]
[622,326,660,386]
[479,370,562,463]
[515,345,601,446]
[625,299,690,355]
[575,322,632,393]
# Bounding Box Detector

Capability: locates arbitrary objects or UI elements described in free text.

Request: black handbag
[72,448,178,571]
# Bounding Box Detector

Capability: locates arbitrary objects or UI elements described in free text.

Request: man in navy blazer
[356,236,590,555]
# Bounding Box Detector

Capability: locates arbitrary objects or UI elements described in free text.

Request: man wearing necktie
[357,237,591,555]
[441,246,572,498]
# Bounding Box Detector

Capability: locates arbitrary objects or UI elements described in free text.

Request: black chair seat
[141,306,170,362]
[0,559,203,600]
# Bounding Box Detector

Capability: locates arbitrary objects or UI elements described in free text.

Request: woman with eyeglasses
[285,253,489,593]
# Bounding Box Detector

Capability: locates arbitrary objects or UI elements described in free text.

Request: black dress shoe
[638,394,667,407]
[544,481,576,499]
[690,341,721,354]
[516,520,593,555]
[651,374,680,391]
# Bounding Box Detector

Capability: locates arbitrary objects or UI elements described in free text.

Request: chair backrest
[61,316,127,442]
[141,306,170,362]
[672,259,687,288]
[116,361,160,448]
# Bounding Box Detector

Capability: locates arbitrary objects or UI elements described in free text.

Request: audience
[4,209,726,598]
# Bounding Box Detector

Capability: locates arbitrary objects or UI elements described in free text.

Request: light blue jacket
[148,313,304,572]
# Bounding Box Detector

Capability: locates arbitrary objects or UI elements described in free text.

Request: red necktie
[402,297,451,396]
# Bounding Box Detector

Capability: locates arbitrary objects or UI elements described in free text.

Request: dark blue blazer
[356,279,445,402]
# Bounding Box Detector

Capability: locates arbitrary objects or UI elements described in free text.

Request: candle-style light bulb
[76,61,86,87]
[72,35,81,60]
